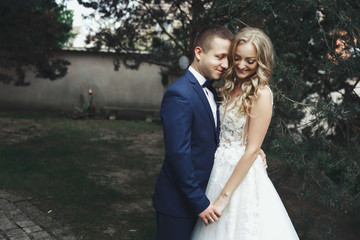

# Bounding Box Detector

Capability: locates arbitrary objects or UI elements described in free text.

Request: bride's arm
[214,87,273,212]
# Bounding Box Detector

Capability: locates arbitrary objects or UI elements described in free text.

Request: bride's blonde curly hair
[219,27,274,116]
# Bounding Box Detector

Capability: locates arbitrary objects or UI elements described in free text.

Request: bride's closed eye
[234,56,256,65]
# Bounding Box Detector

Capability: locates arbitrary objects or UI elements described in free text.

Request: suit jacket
[153,69,220,218]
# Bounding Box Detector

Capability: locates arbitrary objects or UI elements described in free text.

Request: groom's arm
[161,89,210,215]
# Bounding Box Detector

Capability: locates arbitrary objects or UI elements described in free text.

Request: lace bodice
[218,86,273,149]
[218,101,248,149]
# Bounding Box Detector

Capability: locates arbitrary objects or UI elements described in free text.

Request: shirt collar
[188,66,206,86]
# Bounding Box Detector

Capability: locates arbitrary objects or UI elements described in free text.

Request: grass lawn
[0,112,164,239]
[1,111,359,240]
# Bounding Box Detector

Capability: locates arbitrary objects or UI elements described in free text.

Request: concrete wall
[0,50,170,112]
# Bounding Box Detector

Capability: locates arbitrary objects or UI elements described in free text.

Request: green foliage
[0,0,75,85]
[58,6,77,47]
[78,0,216,72]
[73,95,92,113]
[74,103,90,113]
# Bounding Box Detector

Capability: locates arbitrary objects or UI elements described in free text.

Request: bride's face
[233,42,258,80]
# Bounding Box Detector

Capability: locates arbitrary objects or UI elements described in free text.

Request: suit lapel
[184,70,217,135]
[215,95,220,144]
[207,83,220,144]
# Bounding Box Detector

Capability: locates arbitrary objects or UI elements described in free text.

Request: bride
[191,27,299,239]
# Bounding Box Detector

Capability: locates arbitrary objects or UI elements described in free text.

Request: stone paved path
[0,190,77,240]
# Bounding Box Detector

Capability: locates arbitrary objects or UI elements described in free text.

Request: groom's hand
[260,149,268,169]
[198,202,220,226]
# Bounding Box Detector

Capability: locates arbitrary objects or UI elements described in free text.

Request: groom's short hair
[193,25,234,54]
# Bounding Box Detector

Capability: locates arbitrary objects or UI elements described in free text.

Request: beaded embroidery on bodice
[219,86,274,149]
[219,100,247,149]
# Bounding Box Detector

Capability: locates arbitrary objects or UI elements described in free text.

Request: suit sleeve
[161,88,210,215]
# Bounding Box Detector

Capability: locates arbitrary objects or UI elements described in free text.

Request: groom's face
[197,37,231,80]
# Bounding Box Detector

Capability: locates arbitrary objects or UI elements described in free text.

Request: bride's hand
[213,194,230,214]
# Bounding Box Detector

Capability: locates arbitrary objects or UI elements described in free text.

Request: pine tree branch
[273,85,314,106]
[172,1,192,24]
[139,1,186,53]
[280,118,306,166]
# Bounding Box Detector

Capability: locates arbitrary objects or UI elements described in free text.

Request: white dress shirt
[188,66,217,127]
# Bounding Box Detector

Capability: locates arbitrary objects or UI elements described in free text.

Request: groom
[152,25,234,240]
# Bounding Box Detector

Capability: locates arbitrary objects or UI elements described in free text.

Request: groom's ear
[194,46,203,61]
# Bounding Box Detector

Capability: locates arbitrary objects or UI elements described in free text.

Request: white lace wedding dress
[191,95,299,240]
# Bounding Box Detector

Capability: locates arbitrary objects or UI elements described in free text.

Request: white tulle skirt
[191,145,299,240]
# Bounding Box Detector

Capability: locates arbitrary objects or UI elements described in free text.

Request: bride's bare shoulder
[257,85,273,102]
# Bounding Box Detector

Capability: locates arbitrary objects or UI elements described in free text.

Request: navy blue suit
[153,69,220,239]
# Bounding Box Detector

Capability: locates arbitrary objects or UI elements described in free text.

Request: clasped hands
[198,195,230,226]
[198,149,267,226]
